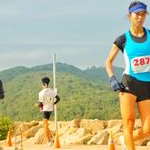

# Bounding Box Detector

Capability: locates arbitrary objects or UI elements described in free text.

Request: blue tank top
[124,28,150,82]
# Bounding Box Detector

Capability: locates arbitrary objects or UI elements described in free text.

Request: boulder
[88,129,108,145]
[14,121,39,136]
[6,119,150,146]
[33,128,47,144]
[69,119,81,128]
[60,127,77,145]
[134,119,141,130]
[64,128,91,145]
[23,124,42,138]
[107,120,123,129]
[80,119,104,134]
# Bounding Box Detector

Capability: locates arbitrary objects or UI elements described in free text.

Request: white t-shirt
[38,88,56,111]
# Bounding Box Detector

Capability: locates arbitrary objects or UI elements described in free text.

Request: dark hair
[129,1,147,10]
[41,77,50,85]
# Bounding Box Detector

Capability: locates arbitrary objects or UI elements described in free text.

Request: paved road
[2,143,150,150]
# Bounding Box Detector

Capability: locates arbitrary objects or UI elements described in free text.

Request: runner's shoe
[45,137,54,147]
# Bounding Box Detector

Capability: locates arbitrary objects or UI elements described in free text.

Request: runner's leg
[133,99,150,141]
[43,119,52,142]
[119,92,137,150]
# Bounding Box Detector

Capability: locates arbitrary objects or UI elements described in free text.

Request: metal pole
[53,53,58,132]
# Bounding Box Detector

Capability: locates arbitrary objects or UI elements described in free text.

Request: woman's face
[129,11,147,27]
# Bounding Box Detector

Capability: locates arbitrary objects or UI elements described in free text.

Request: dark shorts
[121,74,150,102]
[43,111,52,120]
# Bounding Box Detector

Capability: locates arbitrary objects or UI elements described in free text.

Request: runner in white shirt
[38,77,60,146]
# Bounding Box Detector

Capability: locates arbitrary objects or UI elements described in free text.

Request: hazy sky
[0,0,150,70]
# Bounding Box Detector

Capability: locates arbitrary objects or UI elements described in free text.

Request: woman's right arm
[105,44,120,78]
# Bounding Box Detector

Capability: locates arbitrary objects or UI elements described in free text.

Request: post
[53,53,58,132]
[53,53,60,148]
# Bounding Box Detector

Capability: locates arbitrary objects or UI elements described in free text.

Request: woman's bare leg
[119,92,137,150]
[133,99,150,141]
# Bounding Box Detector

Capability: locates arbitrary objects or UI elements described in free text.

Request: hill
[0,63,124,121]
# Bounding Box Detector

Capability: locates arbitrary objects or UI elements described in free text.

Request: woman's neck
[130,25,144,37]
[42,85,48,89]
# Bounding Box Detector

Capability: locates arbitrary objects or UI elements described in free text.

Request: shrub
[0,114,12,140]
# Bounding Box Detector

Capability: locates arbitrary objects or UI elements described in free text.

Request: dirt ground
[2,143,150,150]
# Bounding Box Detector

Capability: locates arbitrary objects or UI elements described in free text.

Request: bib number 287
[134,57,150,66]
[131,56,150,73]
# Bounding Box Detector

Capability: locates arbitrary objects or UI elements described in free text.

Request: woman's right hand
[109,76,125,91]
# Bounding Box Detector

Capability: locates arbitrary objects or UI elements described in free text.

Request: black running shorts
[43,111,52,120]
[121,74,150,102]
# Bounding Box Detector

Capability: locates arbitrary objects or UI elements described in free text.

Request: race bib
[131,56,150,73]
[46,96,54,105]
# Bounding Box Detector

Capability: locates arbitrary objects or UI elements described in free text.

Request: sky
[0,0,150,71]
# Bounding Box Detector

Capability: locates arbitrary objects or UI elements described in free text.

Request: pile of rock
[7,119,150,146]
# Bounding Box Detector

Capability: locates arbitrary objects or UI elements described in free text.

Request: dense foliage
[0,114,12,140]
[0,63,124,121]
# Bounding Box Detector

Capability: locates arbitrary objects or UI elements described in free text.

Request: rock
[80,119,104,134]
[23,124,42,138]
[113,132,123,145]
[146,138,150,146]
[69,119,81,128]
[87,129,108,145]
[33,128,47,144]
[72,134,93,145]
[58,121,69,128]
[111,123,123,133]
[107,120,123,129]
[7,119,150,146]
[14,121,39,136]
[58,124,70,137]
[60,127,77,145]
[65,128,91,145]
[134,119,141,130]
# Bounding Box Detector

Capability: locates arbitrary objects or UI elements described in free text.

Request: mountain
[0,63,124,121]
